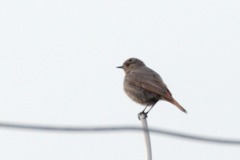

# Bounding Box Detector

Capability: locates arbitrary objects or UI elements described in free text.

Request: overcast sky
[0,0,240,160]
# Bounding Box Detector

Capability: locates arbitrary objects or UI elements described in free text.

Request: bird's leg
[138,106,149,120]
[145,103,156,115]
[142,106,148,113]
[138,102,157,119]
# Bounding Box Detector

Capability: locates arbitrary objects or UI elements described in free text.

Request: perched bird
[117,58,187,115]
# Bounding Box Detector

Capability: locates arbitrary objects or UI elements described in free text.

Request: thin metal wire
[0,121,239,146]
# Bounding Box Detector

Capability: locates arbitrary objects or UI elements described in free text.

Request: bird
[117,58,187,116]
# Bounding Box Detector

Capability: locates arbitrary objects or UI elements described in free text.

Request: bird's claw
[138,112,147,120]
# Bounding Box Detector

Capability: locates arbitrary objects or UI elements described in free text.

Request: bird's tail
[170,99,187,113]
[162,93,187,113]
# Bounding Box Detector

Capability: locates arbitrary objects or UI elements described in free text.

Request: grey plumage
[117,58,187,114]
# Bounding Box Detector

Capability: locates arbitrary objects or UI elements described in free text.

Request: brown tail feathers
[162,92,187,113]
[171,99,187,113]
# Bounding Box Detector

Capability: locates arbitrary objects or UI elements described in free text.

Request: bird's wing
[125,67,187,113]
[126,67,173,99]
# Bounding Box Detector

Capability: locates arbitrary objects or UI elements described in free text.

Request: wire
[0,121,239,146]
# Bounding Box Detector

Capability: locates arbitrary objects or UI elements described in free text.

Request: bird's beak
[116,66,123,69]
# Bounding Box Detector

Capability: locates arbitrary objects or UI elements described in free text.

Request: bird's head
[117,58,145,73]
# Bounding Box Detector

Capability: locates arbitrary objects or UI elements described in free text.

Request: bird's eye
[129,59,132,62]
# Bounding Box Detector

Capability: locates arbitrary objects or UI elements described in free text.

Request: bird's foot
[138,111,148,120]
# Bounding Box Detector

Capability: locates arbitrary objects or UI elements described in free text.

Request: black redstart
[117,58,187,115]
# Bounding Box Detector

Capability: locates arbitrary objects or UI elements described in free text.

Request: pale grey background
[0,0,240,160]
